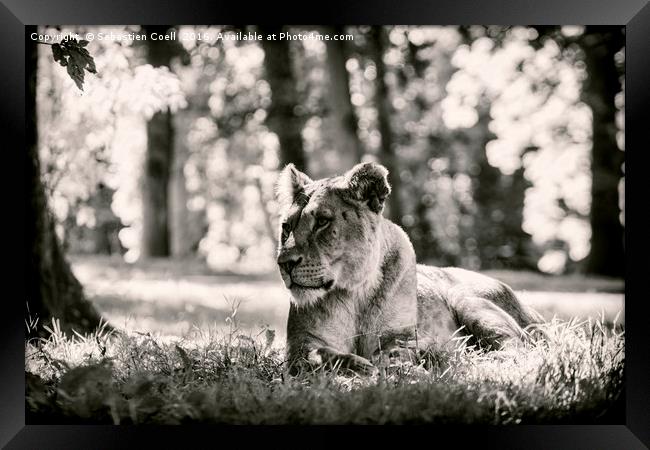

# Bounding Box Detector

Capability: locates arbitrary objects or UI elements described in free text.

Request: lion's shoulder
[379,219,416,264]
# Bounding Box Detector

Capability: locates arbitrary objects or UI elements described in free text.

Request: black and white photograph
[24,24,626,426]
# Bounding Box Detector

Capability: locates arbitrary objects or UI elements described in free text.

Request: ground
[68,255,625,339]
[25,255,625,425]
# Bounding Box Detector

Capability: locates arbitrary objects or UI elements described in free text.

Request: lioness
[275,161,543,374]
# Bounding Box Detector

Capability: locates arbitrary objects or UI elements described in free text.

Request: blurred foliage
[37,25,624,274]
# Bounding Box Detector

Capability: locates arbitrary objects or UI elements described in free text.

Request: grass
[25,308,625,425]
[27,257,625,424]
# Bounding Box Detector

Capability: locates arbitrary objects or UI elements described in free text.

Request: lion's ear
[343,162,391,214]
[275,163,313,206]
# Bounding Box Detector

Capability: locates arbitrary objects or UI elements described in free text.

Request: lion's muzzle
[277,254,333,292]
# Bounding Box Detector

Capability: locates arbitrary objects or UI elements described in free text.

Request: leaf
[51,43,66,66]
[66,62,85,90]
[175,344,192,371]
[50,38,98,91]
[87,58,97,74]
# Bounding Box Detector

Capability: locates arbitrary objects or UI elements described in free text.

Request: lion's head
[274,162,391,306]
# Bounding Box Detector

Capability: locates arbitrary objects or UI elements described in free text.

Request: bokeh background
[33,25,625,339]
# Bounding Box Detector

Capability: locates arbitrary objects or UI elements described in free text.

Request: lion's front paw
[372,345,418,367]
[312,347,378,376]
[342,353,379,376]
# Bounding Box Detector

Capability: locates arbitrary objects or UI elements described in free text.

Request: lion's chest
[324,300,405,358]
[303,297,384,358]
[287,288,417,360]
[351,304,387,357]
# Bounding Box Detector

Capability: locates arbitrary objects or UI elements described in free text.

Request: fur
[275,162,544,374]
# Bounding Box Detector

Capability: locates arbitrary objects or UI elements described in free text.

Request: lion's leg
[308,346,378,375]
[451,295,528,349]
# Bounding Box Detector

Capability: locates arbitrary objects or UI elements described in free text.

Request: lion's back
[416,264,542,328]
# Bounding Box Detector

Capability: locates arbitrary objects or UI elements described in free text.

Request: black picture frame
[4,0,647,447]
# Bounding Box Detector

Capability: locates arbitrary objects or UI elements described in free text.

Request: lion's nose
[278,256,302,274]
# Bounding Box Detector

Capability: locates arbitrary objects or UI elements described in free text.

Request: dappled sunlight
[38,25,624,277]
[444,30,599,274]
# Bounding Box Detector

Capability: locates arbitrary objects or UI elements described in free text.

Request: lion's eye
[315,217,331,229]
[281,223,291,241]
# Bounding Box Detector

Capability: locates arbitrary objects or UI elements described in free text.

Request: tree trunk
[321,26,363,174]
[259,26,308,172]
[582,28,625,277]
[26,26,104,337]
[368,26,403,225]
[141,25,175,257]
[170,111,192,257]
